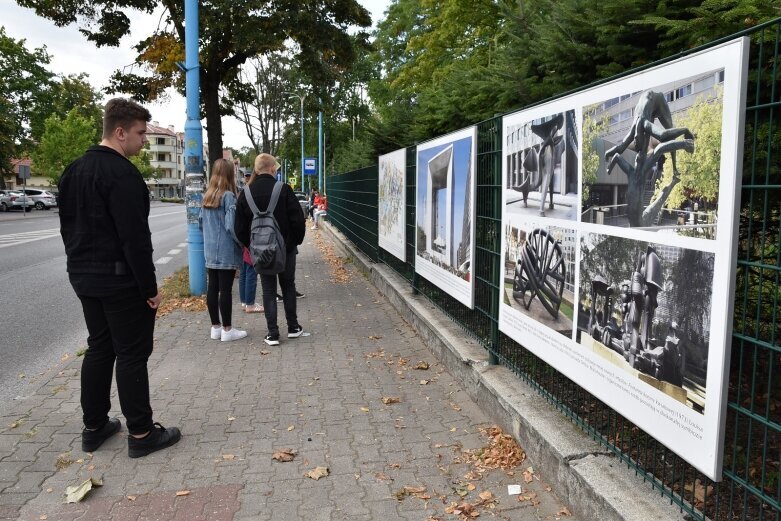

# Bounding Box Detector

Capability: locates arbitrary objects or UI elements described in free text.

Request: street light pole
[284,92,305,190]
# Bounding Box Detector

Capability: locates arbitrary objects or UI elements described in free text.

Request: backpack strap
[243,181,283,215]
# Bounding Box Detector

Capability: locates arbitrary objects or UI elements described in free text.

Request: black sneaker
[127,422,181,458]
[82,418,121,452]
[295,291,305,298]
[288,325,310,338]
[264,334,280,346]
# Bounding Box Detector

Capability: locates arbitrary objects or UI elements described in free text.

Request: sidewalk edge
[319,223,686,521]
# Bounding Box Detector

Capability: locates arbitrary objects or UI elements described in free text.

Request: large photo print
[498,38,748,479]
[415,127,476,308]
[378,148,407,261]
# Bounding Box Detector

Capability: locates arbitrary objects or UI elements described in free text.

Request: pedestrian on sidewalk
[311,195,328,229]
[238,172,264,314]
[58,97,181,458]
[235,153,307,346]
[202,158,247,342]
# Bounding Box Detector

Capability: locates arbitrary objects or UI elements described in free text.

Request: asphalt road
[0,203,189,416]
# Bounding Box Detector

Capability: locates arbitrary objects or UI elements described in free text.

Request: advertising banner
[378,148,407,262]
[416,126,477,308]
[498,38,748,479]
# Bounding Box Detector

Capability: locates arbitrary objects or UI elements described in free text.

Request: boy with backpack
[235,154,307,346]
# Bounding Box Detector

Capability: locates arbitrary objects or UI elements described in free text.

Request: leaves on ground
[381,396,400,405]
[394,485,429,501]
[557,506,572,516]
[175,490,190,497]
[413,361,430,370]
[305,466,329,480]
[156,268,207,318]
[64,477,103,503]
[272,448,297,462]
[461,426,526,471]
[314,235,351,283]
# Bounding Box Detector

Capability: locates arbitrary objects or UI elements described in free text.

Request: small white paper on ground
[507,484,522,496]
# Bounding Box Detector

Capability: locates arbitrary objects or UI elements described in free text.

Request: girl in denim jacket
[201,159,246,342]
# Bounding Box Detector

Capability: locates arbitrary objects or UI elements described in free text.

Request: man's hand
[147,292,162,309]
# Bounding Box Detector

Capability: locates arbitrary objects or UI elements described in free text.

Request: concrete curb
[319,223,686,521]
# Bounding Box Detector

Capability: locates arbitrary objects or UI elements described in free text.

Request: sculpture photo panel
[499,38,748,479]
[505,110,579,221]
[582,70,727,239]
[415,127,476,308]
[378,148,407,262]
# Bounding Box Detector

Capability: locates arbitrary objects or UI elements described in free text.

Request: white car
[0,191,34,212]
[22,189,58,210]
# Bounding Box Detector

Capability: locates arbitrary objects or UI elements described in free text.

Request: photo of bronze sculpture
[512,228,566,318]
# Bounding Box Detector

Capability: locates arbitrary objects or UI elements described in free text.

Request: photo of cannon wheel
[503,221,576,337]
[576,233,714,413]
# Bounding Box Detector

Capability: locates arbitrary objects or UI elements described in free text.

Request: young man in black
[59,98,181,458]
[235,153,307,345]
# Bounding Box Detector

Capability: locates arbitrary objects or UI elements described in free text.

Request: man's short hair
[103,98,152,138]
[254,153,277,173]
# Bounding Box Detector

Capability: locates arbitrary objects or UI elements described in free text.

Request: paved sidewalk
[0,231,577,520]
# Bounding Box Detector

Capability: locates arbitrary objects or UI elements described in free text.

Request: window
[157,153,167,162]
[157,137,166,145]
[718,70,725,83]
[608,109,632,126]
[676,84,692,99]
[603,97,621,109]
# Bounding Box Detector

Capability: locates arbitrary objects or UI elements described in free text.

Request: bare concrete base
[320,222,687,521]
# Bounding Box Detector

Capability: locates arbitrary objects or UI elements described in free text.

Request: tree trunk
[203,71,223,170]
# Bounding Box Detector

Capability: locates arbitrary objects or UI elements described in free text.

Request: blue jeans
[260,251,298,336]
[238,262,257,305]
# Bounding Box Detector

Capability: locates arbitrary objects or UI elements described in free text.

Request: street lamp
[284,92,305,190]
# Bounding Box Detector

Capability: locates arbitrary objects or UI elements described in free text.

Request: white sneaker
[311,225,317,230]
[210,326,222,340]
[221,328,248,342]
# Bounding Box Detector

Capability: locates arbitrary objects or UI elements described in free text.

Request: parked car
[0,191,34,212]
[22,188,58,210]
[293,191,310,216]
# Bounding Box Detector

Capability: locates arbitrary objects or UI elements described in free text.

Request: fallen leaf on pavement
[368,335,382,340]
[420,380,429,385]
[360,407,370,412]
[523,468,534,483]
[413,361,429,370]
[557,506,572,516]
[382,397,400,405]
[222,454,235,460]
[374,472,392,481]
[39,515,47,520]
[403,486,426,494]
[64,478,103,503]
[227,417,236,421]
[272,449,297,462]
[287,425,295,431]
[306,466,329,480]
[175,490,190,497]
[126,495,137,501]
[260,350,270,355]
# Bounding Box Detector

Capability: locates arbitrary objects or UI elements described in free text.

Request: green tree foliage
[129,145,162,180]
[17,0,373,167]
[31,109,97,186]
[49,74,104,142]
[0,27,55,187]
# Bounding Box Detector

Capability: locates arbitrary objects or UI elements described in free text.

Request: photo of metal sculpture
[512,228,566,319]
[514,114,566,216]
[585,246,684,386]
[604,90,695,228]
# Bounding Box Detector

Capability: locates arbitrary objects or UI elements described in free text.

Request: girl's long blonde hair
[203,158,237,208]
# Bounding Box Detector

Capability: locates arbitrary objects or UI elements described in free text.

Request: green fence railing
[327,19,780,521]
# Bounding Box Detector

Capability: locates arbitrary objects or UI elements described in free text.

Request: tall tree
[0,26,55,187]
[49,73,104,142]
[31,109,97,186]
[16,0,373,167]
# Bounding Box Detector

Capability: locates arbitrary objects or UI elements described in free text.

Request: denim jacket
[200,191,243,270]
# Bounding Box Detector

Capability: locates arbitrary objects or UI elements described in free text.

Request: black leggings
[207,268,236,327]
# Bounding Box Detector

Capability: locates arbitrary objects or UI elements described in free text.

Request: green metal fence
[327,19,780,521]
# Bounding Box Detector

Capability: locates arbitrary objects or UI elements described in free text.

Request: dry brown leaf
[450,402,462,411]
[86,465,95,471]
[382,396,400,405]
[368,335,382,340]
[260,350,270,355]
[227,416,236,421]
[360,407,370,412]
[413,361,429,370]
[557,506,572,516]
[466,483,476,491]
[287,425,295,431]
[272,449,297,462]
[39,515,47,520]
[222,454,235,460]
[126,495,137,501]
[523,470,534,483]
[420,380,430,385]
[403,486,426,494]
[175,490,190,497]
[374,472,392,481]
[306,466,329,480]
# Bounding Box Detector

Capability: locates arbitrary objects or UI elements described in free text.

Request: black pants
[260,251,299,336]
[78,291,156,435]
[207,268,236,327]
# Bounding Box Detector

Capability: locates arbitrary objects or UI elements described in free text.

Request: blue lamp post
[183,0,206,295]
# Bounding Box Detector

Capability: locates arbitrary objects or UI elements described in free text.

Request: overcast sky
[2,1,390,150]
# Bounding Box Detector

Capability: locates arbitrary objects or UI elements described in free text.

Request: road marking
[149,210,185,219]
[177,242,187,247]
[0,228,61,249]
[167,249,182,255]
[155,257,172,264]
